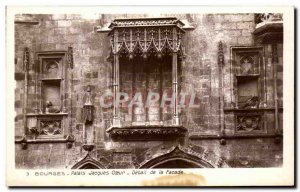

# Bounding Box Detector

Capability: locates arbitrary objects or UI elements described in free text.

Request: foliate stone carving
[236,114,262,132]
[40,120,62,136]
[67,47,74,69]
[109,18,184,28]
[218,41,224,66]
[108,18,185,57]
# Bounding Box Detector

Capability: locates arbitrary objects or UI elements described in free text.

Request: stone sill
[107,125,187,141]
[40,78,63,82]
[26,113,69,117]
[15,20,39,25]
[15,137,73,144]
[15,135,75,149]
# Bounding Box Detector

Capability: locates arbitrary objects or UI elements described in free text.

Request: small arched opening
[71,154,105,169]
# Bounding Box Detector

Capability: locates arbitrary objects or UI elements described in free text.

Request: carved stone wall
[15,13,283,169]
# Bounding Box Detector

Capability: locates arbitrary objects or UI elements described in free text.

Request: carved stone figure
[242,96,259,109]
[83,86,94,123]
[45,101,60,113]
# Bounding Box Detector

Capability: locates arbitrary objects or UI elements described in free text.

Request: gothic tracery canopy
[107,17,186,58]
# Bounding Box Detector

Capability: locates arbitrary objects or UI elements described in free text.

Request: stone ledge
[189,133,282,140]
[15,20,39,25]
[15,135,75,150]
[107,125,187,141]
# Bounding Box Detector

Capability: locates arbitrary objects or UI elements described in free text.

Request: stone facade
[14,13,283,169]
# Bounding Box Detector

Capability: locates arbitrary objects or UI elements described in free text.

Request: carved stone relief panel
[37,116,63,137]
[235,113,265,133]
[39,120,62,136]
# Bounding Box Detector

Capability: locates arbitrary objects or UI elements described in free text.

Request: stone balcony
[107,125,187,141]
[253,13,283,43]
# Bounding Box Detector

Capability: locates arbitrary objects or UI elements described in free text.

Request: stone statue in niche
[242,96,259,109]
[45,101,60,113]
[83,85,94,123]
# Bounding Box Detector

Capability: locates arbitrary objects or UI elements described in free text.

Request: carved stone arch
[71,154,106,169]
[132,41,144,55]
[118,41,130,55]
[137,144,229,169]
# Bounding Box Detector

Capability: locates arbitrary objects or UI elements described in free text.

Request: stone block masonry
[14,13,283,169]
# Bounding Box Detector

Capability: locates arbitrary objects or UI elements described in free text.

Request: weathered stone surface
[14,13,283,169]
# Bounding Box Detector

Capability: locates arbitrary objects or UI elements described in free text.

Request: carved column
[23,47,29,135]
[172,52,179,125]
[67,47,73,135]
[218,41,225,144]
[113,53,121,127]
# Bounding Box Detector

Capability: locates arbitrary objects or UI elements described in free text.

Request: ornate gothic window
[104,18,187,141]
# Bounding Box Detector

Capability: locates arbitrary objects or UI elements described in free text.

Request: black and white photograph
[5,6,294,186]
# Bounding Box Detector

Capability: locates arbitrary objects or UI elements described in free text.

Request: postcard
[6,6,294,186]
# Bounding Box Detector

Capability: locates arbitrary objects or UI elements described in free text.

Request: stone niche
[226,46,268,134]
[42,80,61,113]
[25,51,70,140]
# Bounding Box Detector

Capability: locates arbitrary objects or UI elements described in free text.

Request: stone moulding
[15,134,75,150]
[107,125,187,141]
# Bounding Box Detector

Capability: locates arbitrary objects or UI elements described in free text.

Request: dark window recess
[119,55,174,125]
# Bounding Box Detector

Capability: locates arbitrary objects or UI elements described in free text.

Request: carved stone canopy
[107,17,186,57]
